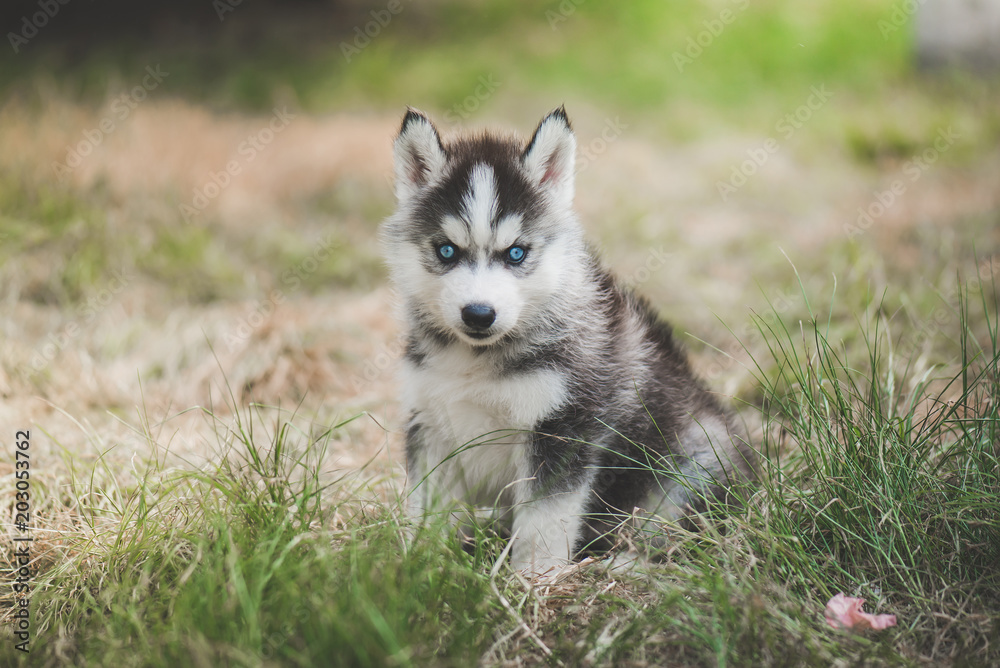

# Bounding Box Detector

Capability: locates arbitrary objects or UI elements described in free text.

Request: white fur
[438,263,524,345]
[403,352,569,514]
[440,215,471,249]
[492,215,523,249]
[430,213,578,348]
[522,112,577,208]
[393,112,448,202]
[463,164,499,249]
[509,483,592,574]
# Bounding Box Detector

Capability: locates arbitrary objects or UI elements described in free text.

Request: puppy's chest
[404,350,568,441]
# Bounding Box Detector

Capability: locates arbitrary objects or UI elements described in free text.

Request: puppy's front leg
[404,421,462,533]
[406,419,488,551]
[404,420,433,523]
[509,486,589,576]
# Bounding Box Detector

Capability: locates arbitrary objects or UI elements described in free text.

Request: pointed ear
[521,106,576,206]
[393,108,448,201]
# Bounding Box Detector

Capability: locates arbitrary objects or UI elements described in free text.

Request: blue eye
[506,246,526,264]
[437,244,457,261]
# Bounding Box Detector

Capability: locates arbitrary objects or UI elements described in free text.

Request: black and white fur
[381,107,755,575]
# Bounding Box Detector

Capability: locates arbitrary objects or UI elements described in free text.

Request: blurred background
[1,0,998,464]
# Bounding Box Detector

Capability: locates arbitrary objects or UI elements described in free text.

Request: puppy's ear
[394,108,448,202]
[522,106,576,206]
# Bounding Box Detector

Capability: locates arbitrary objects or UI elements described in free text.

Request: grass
[0,164,383,307]
[17,399,504,667]
[0,177,114,304]
[5,0,993,141]
[0,171,243,305]
[5,277,997,666]
[742,281,1000,659]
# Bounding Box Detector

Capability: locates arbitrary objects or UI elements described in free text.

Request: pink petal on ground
[825,593,897,631]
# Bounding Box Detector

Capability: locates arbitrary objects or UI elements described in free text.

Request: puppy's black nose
[461,304,496,330]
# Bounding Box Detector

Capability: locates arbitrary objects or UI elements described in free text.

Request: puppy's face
[382,108,581,347]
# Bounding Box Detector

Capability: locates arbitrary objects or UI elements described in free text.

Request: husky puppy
[381,106,755,574]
